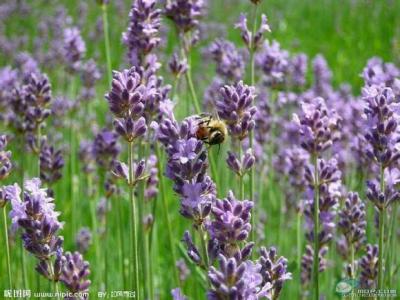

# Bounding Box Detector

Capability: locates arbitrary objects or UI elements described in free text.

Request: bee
[195,114,228,147]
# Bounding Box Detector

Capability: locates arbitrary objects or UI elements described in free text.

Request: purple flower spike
[217,81,258,140]
[226,149,255,177]
[259,246,292,299]
[40,139,64,186]
[7,179,64,281]
[171,288,188,300]
[63,27,86,73]
[359,244,378,288]
[123,0,161,66]
[256,40,289,86]
[301,245,328,286]
[207,254,271,300]
[293,97,341,155]
[362,57,400,87]
[75,227,92,254]
[169,53,188,78]
[24,72,52,129]
[165,0,205,33]
[205,39,246,82]
[145,154,158,200]
[235,13,270,51]
[176,259,190,282]
[60,251,91,295]
[209,191,253,256]
[93,129,120,169]
[112,159,148,187]
[105,67,146,119]
[182,230,202,265]
[362,85,400,169]
[113,116,147,142]
[338,192,366,261]
[0,134,12,180]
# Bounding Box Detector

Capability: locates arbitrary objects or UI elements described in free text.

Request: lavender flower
[93,129,120,169]
[293,97,341,155]
[39,140,64,186]
[301,245,328,286]
[235,13,270,51]
[0,135,12,180]
[169,53,188,78]
[75,227,92,254]
[60,251,91,297]
[312,55,332,96]
[165,0,205,33]
[362,57,400,87]
[256,40,289,85]
[176,258,190,282]
[80,59,101,101]
[24,72,52,129]
[205,39,246,82]
[226,149,255,177]
[209,191,253,256]
[113,116,147,142]
[105,67,146,119]
[171,288,188,300]
[78,140,95,174]
[207,254,271,300]
[182,230,202,265]
[216,81,257,140]
[144,154,158,200]
[259,246,292,299]
[112,159,147,187]
[7,179,64,280]
[338,192,366,259]
[366,179,399,211]
[362,86,400,169]
[359,244,378,288]
[289,53,308,88]
[63,27,86,73]
[304,158,341,246]
[122,0,161,66]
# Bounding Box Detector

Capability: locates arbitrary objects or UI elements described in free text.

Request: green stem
[199,226,209,271]
[3,206,12,290]
[49,262,60,300]
[312,154,320,300]
[238,142,244,200]
[104,197,108,291]
[297,210,302,297]
[116,196,127,290]
[102,3,112,86]
[385,202,397,287]
[37,124,41,176]
[138,143,150,299]
[378,164,385,291]
[350,244,355,300]
[155,145,180,287]
[89,176,101,290]
[249,2,259,248]
[128,142,140,299]
[19,148,28,289]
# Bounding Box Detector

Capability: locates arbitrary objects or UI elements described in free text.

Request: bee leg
[217,143,221,155]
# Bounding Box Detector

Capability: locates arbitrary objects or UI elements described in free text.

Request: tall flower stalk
[293,98,341,299]
[99,0,112,86]
[235,6,271,247]
[362,85,400,291]
[106,67,149,298]
[0,135,13,290]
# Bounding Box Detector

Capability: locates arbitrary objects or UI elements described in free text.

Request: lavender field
[0,0,400,299]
